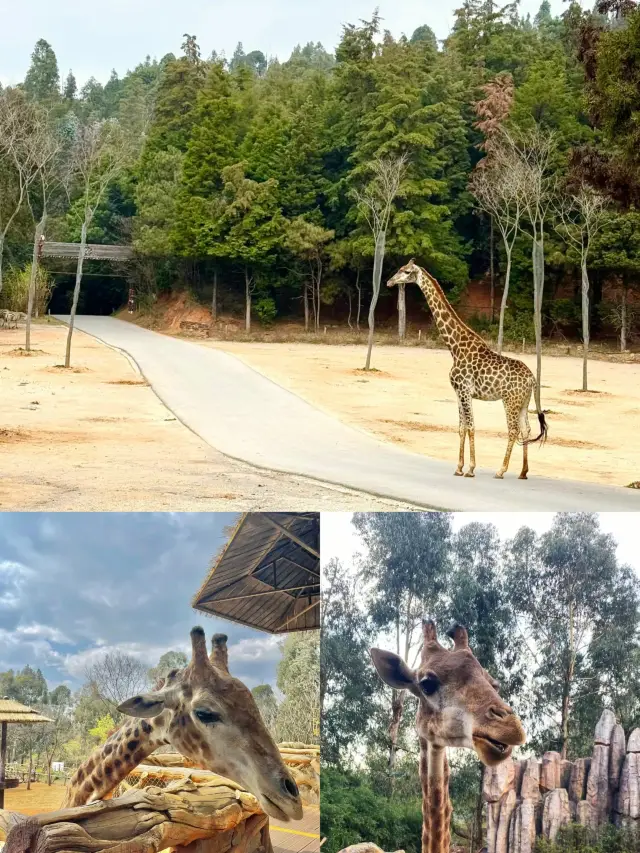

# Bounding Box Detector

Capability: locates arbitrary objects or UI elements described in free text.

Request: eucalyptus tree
[555,185,607,390]
[353,155,407,370]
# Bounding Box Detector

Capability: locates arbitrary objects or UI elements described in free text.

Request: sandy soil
[0,323,417,510]
[0,781,65,819]
[204,341,640,487]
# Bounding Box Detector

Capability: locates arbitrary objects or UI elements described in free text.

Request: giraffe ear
[370,648,417,693]
[117,693,166,718]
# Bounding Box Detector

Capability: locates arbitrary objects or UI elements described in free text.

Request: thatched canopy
[192,513,319,633]
[0,699,52,724]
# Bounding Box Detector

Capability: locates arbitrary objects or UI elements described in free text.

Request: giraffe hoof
[454,470,464,477]
[464,471,475,478]
[494,473,504,480]
[519,474,528,480]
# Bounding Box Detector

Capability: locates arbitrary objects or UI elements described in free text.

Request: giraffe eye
[194,709,223,725]
[419,673,440,696]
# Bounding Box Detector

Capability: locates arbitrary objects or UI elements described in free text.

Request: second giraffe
[388,260,548,479]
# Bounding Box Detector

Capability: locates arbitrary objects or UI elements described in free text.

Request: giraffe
[387,260,548,479]
[370,620,526,853]
[63,627,303,822]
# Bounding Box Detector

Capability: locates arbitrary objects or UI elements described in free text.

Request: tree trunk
[489,218,495,324]
[315,259,322,333]
[27,752,32,791]
[620,284,627,352]
[303,281,309,331]
[26,213,46,352]
[532,234,545,396]
[364,231,386,370]
[210,268,217,326]
[0,234,4,295]
[472,766,485,853]
[47,760,52,786]
[397,282,406,340]
[346,287,353,329]
[355,267,361,331]
[388,688,405,794]
[581,259,590,391]
[497,248,512,354]
[65,220,88,369]
[244,267,251,332]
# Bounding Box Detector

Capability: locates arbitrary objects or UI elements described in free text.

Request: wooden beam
[214,585,319,603]
[0,721,7,809]
[262,515,319,559]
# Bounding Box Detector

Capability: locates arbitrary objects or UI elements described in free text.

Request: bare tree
[469,143,524,352]
[286,217,335,332]
[84,651,149,715]
[353,154,407,370]
[25,108,63,351]
[506,128,556,394]
[554,185,606,391]
[64,119,132,368]
[0,91,39,294]
[601,283,640,352]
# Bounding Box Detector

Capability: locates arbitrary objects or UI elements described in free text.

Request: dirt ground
[0,781,65,818]
[204,341,640,487]
[0,323,416,510]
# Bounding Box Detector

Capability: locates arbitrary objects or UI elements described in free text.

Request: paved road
[58,316,640,511]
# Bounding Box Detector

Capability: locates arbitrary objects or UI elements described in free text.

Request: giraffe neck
[63,712,170,807]
[415,268,484,357]
[419,739,451,853]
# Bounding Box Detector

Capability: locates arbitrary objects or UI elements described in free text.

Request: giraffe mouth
[473,734,511,759]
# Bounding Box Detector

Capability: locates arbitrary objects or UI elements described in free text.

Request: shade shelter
[0,698,53,807]
[192,513,319,633]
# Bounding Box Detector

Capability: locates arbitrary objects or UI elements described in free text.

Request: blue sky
[0,0,589,88]
[0,512,284,693]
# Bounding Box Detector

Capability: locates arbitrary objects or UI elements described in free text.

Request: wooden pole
[0,721,7,809]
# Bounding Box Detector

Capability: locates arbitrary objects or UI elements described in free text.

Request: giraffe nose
[488,704,511,719]
[282,776,299,798]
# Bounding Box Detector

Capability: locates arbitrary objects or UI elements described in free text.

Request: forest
[2,0,640,360]
[0,631,319,784]
[320,513,640,853]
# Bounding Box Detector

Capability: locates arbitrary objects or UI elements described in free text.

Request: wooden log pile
[134,743,320,805]
[484,710,640,853]
[0,777,272,853]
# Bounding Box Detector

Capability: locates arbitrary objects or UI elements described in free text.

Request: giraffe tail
[524,384,549,445]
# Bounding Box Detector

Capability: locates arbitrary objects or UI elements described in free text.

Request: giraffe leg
[454,395,466,476]
[495,399,519,479]
[455,394,475,477]
[518,398,532,480]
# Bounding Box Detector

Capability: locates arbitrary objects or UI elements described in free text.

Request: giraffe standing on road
[388,260,548,479]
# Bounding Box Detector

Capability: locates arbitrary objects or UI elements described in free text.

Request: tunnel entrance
[40,241,133,316]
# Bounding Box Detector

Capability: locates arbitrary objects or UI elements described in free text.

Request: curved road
[58,316,639,511]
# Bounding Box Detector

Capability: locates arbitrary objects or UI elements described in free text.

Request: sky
[0,0,590,88]
[321,511,640,575]
[0,512,284,693]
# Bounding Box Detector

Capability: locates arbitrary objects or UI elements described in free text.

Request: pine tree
[63,71,77,101]
[24,39,60,103]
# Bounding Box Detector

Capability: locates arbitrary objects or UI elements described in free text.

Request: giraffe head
[117,627,303,821]
[387,259,422,287]
[370,620,525,766]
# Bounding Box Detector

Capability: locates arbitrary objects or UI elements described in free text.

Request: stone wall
[483,710,640,853]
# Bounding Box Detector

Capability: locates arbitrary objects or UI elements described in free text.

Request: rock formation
[484,711,637,853]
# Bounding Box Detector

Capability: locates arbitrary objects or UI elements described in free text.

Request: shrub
[536,823,640,853]
[0,264,53,315]
[321,767,423,853]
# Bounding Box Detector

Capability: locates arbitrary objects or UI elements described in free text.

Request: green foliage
[89,713,116,743]
[535,823,640,853]
[24,39,60,104]
[276,632,320,744]
[320,767,423,853]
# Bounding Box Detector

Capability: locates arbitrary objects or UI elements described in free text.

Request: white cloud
[229,635,281,663]
[18,624,72,644]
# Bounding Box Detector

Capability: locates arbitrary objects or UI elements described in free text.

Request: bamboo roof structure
[40,242,134,261]
[0,698,52,724]
[192,513,319,634]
